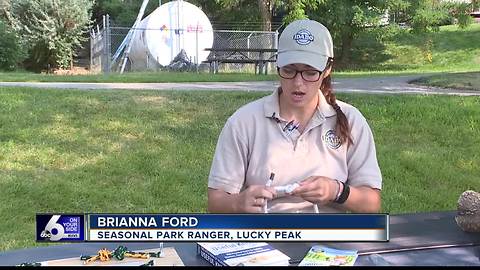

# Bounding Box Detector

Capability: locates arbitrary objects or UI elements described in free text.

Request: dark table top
[1,211,479,266]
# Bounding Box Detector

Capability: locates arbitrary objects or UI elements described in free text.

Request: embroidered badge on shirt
[322,130,342,149]
[293,29,314,45]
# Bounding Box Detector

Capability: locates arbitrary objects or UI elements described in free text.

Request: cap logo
[293,29,314,45]
[322,130,341,149]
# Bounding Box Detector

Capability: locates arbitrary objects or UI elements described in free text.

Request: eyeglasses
[277,67,322,82]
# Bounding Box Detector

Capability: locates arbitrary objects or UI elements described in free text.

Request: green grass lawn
[0,71,279,83]
[0,87,479,251]
[0,69,449,83]
[410,72,480,91]
[0,69,441,83]
[361,24,480,73]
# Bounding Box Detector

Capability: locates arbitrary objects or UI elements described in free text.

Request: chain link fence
[90,15,110,73]
[209,30,278,74]
[90,15,278,74]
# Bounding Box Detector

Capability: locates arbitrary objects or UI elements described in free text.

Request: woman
[207,19,382,213]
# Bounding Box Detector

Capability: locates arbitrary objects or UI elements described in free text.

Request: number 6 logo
[44,215,65,241]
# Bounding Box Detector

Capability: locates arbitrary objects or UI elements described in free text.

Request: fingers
[291,181,315,195]
[243,197,266,213]
[262,187,276,200]
[240,185,276,213]
[265,186,277,198]
[247,185,276,200]
[292,177,319,193]
[290,176,335,204]
[253,197,266,207]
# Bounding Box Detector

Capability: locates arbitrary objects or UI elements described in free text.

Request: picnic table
[1,211,479,266]
[204,48,277,75]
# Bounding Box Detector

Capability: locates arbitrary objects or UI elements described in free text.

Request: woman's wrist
[231,193,241,213]
[329,179,342,202]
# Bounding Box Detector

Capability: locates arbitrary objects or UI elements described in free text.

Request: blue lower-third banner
[86,214,389,242]
[35,213,389,242]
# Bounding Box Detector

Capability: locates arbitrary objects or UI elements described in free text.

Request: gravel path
[1,75,478,96]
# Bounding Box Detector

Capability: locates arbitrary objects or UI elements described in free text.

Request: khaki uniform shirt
[208,88,382,213]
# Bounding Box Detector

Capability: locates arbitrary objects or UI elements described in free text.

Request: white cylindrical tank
[129,1,213,70]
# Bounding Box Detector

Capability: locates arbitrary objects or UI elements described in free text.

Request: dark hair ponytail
[320,62,353,146]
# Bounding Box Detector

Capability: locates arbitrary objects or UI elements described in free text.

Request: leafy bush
[7,0,93,71]
[452,3,474,29]
[0,20,25,71]
[439,2,474,28]
[410,5,448,33]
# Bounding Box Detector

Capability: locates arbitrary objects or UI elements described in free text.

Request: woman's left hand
[290,176,338,205]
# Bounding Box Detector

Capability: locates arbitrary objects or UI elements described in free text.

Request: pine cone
[455,190,480,232]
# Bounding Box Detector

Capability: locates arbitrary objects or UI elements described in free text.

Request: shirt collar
[263,87,283,120]
[317,90,337,118]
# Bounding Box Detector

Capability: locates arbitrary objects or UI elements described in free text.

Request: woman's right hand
[235,185,276,213]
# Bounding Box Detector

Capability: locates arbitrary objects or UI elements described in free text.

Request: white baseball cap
[277,19,334,72]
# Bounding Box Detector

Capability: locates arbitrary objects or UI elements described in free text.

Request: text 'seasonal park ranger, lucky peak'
[207,19,382,214]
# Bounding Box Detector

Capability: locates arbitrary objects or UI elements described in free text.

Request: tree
[191,0,263,30]
[258,0,274,31]
[278,0,320,25]
[214,0,319,31]
[4,0,93,71]
[446,1,475,29]
[387,0,449,33]
[408,0,448,33]
[92,1,261,30]
[92,0,158,26]
[209,0,387,66]
[0,19,25,70]
[385,0,411,24]
[308,0,388,66]
[214,0,273,30]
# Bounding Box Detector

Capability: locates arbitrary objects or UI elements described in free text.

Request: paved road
[0,75,478,96]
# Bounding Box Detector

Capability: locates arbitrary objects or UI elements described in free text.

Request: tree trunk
[339,30,354,68]
[258,0,272,31]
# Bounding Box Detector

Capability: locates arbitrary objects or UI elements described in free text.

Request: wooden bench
[203,48,277,75]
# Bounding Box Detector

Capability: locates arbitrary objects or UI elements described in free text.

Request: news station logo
[36,214,85,242]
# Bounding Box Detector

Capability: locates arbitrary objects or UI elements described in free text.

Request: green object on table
[148,251,162,258]
[112,245,129,260]
[80,255,92,260]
